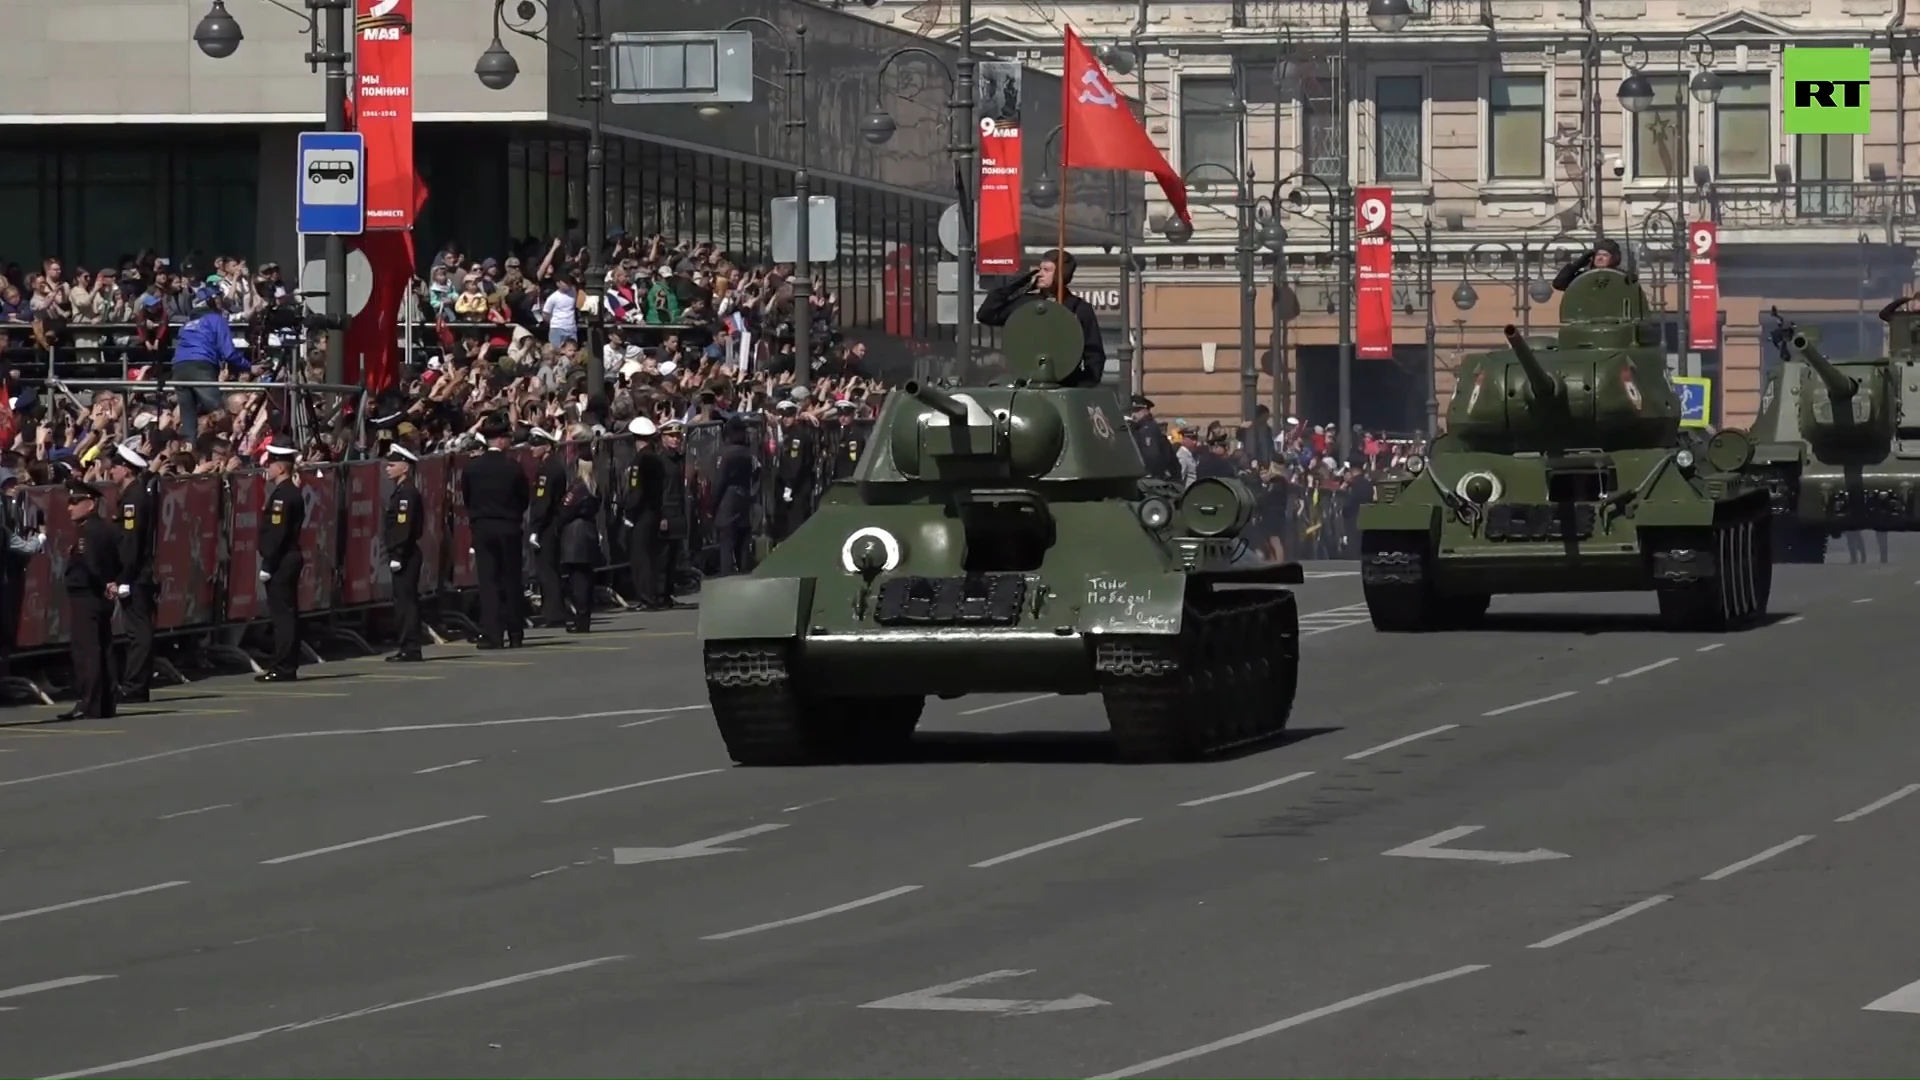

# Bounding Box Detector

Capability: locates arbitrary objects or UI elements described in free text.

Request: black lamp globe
[1452,279,1479,311]
[1027,177,1059,209]
[1161,216,1195,244]
[1094,43,1134,76]
[1527,279,1555,304]
[475,38,520,91]
[1617,71,1656,114]
[1366,0,1413,33]
[861,111,897,146]
[193,0,243,59]
[1690,68,1723,104]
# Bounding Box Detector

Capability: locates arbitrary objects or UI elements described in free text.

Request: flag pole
[1055,146,1068,303]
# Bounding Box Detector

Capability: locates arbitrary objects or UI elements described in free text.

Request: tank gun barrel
[903,379,969,422]
[1791,333,1856,400]
[1502,324,1564,405]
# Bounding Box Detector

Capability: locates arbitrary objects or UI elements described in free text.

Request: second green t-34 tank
[698,299,1304,765]
[1747,302,1920,561]
[1357,267,1773,631]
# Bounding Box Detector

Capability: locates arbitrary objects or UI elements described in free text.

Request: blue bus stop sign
[297,131,365,236]
[1673,376,1713,429]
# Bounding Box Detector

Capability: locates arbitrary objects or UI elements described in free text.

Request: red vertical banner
[1355,187,1395,360]
[883,243,915,336]
[977,118,1023,276]
[355,0,415,230]
[1687,221,1720,352]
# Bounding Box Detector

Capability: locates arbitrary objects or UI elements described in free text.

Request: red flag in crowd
[342,92,429,396]
[1060,26,1191,227]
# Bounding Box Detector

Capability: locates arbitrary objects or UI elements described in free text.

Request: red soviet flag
[1061,26,1191,226]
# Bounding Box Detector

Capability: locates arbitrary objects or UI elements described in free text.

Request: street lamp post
[1257,171,1335,428]
[1618,33,1720,379]
[1391,218,1438,437]
[862,49,977,378]
[719,19,811,378]
[1155,160,1260,425]
[476,0,610,396]
[194,0,353,386]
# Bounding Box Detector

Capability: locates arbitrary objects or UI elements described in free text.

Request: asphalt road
[2,547,1918,1079]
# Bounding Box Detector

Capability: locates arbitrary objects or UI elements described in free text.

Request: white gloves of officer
[258,570,271,583]
[782,487,793,503]
[530,534,541,549]
[389,560,402,572]
[116,584,130,598]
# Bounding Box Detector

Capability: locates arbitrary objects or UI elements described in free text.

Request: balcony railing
[1237,0,1492,29]
[1702,182,1920,230]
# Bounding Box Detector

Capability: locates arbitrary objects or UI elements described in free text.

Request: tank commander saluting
[1552,238,1636,292]
[975,248,1108,386]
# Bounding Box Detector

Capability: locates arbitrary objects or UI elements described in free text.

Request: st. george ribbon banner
[355,0,415,230]
[976,59,1025,276]
[1355,187,1395,360]
[1687,221,1720,352]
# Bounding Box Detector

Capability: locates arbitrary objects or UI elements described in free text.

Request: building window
[1488,73,1545,180]
[1179,76,1238,178]
[1631,74,1687,179]
[1794,133,1855,216]
[1714,73,1771,179]
[1374,75,1423,182]
[1301,93,1341,182]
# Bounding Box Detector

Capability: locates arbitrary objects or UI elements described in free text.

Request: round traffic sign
[298,249,374,318]
[938,203,964,257]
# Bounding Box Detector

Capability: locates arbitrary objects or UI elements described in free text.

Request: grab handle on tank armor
[1791,333,1857,401]
[1501,324,1564,405]
[902,379,970,423]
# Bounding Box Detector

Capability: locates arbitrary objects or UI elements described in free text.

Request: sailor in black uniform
[525,427,569,627]
[619,416,667,610]
[107,441,160,702]
[1127,394,1180,481]
[257,444,305,682]
[384,444,425,662]
[461,413,532,649]
[57,480,120,721]
[829,400,866,481]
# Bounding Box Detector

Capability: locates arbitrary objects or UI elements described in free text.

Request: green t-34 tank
[698,300,1304,765]
[1357,267,1773,631]
[1748,303,1920,562]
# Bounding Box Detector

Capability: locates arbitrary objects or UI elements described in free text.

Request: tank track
[1360,533,1490,633]
[1093,587,1299,763]
[1651,515,1773,631]
[703,642,925,765]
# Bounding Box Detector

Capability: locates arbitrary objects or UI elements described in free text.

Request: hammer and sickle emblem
[1078,70,1118,108]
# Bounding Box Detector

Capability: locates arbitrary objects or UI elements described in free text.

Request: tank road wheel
[703,643,926,765]
[1361,531,1443,632]
[1652,516,1767,632]
[1095,586,1299,764]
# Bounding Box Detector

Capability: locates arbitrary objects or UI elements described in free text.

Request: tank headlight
[1675,449,1696,470]
[1404,454,1425,474]
[1138,497,1174,529]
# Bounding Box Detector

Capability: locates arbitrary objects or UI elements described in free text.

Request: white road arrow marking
[860,969,1107,1016]
[0,974,115,1010]
[1865,977,1920,1015]
[613,823,788,865]
[1383,825,1570,865]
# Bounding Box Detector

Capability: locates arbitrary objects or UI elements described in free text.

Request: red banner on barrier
[1687,221,1719,352]
[298,466,341,613]
[18,487,71,649]
[447,457,477,589]
[355,0,415,230]
[977,119,1023,276]
[341,461,387,607]
[224,473,266,624]
[1355,186,1394,360]
[157,476,220,630]
[415,455,448,594]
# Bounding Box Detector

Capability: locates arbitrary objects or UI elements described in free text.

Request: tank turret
[1790,333,1857,401]
[1502,324,1565,406]
[905,379,969,421]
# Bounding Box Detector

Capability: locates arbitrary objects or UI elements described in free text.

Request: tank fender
[1076,571,1189,636]
[697,576,816,643]
[1357,500,1441,535]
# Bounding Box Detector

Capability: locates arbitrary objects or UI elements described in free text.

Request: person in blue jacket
[170,286,250,442]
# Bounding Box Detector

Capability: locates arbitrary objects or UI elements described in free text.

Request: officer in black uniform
[1552,238,1635,291]
[619,416,667,610]
[771,399,816,542]
[525,428,568,627]
[1127,394,1180,481]
[712,420,757,575]
[57,480,121,721]
[256,444,305,682]
[976,247,1108,386]
[829,401,867,481]
[107,441,159,702]
[656,419,692,605]
[384,444,425,662]
[461,413,531,649]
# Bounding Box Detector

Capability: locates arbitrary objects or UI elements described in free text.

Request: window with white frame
[1795,133,1856,215]
[1631,74,1687,179]
[1301,92,1341,182]
[1179,76,1238,178]
[1374,74,1423,182]
[1488,73,1545,180]
[1713,73,1771,179]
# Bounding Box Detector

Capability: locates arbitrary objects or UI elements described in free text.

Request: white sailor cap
[265,444,299,459]
[114,442,149,469]
[628,417,657,437]
[775,399,799,412]
[529,426,559,445]
[658,359,678,377]
[387,444,419,463]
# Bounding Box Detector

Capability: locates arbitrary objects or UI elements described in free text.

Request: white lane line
[0,881,191,925]
[1864,977,1920,1014]
[701,885,923,941]
[1701,835,1816,881]
[259,816,487,865]
[1854,598,1874,604]
[33,955,625,1080]
[1782,615,1805,625]
[0,975,115,1001]
[1345,726,1458,761]
[0,705,712,792]
[542,768,723,805]
[1596,657,1678,685]
[1179,771,1315,807]
[1085,964,1490,1080]
[1482,691,1578,717]
[1837,784,1920,823]
[961,693,1058,716]
[157,803,232,820]
[1696,643,1724,653]
[971,819,1142,869]
[1526,896,1672,949]
[413,759,479,775]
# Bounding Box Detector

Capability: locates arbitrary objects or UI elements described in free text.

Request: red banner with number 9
[1355,187,1394,360]
[1687,222,1719,352]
